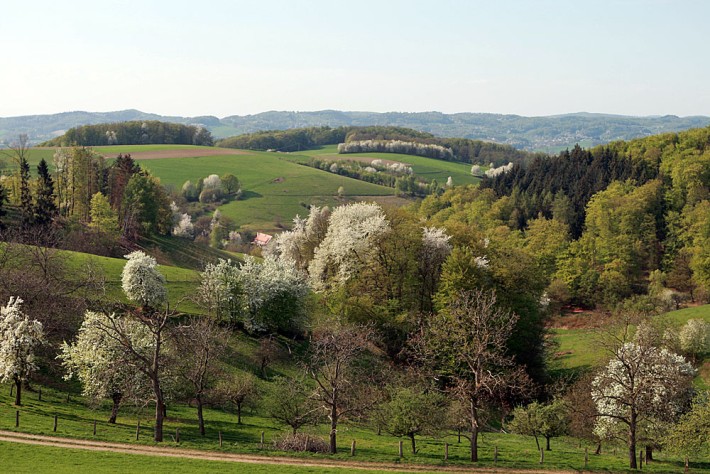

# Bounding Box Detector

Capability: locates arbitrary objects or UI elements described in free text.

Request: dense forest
[41,121,214,147]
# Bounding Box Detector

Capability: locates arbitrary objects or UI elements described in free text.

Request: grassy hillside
[289,145,481,186]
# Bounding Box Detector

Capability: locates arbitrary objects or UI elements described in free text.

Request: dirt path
[0,430,578,473]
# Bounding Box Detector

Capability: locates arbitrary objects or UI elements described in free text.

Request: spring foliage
[0,297,44,385]
[121,251,167,308]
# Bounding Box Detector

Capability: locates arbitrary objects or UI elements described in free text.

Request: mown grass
[0,379,700,472]
[290,145,481,186]
[0,441,437,474]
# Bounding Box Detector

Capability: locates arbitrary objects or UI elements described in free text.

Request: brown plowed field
[102,148,248,160]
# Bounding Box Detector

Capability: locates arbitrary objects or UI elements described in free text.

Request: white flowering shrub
[370,159,383,167]
[59,311,151,407]
[329,163,339,173]
[679,319,710,356]
[308,202,389,290]
[446,176,453,187]
[421,227,452,265]
[471,164,483,176]
[0,297,44,387]
[173,213,194,238]
[202,174,222,190]
[197,259,241,323]
[271,206,331,271]
[364,166,377,173]
[239,256,309,334]
[121,251,167,308]
[485,162,514,178]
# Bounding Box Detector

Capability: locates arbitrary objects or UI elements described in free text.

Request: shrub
[273,433,329,453]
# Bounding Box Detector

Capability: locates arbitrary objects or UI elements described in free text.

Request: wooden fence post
[540,447,544,464]
[136,421,140,441]
[219,431,223,448]
[584,447,589,468]
[176,428,180,443]
[444,442,449,461]
[15,410,19,427]
[260,431,265,448]
[53,415,58,432]
[39,388,42,402]
[685,456,689,473]
[351,440,356,457]
[399,440,403,458]
[494,446,498,463]
[93,420,97,436]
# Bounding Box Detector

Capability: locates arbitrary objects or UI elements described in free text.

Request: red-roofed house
[252,232,273,247]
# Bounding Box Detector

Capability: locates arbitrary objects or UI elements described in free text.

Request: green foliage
[665,392,710,458]
[43,121,213,147]
[122,172,172,236]
[33,158,57,227]
[508,400,569,451]
[89,192,119,239]
[380,386,445,454]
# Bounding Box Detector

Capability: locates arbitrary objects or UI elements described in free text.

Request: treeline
[217,125,534,166]
[338,140,455,160]
[41,121,214,147]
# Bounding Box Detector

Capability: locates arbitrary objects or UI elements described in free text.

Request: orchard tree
[270,205,330,272]
[679,318,710,359]
[665,392,710,468]
[216,371,260,425]
[380,385,446,454]
[265,376,321,434]
[307,323,374,454]
[195,259,241,324]
[59,311,151,423]
[172,316,228,435]
[592,342,695,469]
[415,289,529,462]
[0,297,45,406]
[509,399,569,451]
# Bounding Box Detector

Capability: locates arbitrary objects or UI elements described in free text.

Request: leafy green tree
[220,174,240,196]
[122,173,172,237]
[665,392,710,466]
[34,159,57,228]
[380,386,445,454]
[509,399,569,451]
[89,192,119,239]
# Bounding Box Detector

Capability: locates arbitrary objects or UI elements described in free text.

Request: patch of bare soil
[0,430,575,473]
[102,148,248,160]
[548,308,611,330]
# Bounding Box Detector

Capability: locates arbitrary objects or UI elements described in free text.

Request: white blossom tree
[59,311,151,423]
[0,297,44,406]
[122,251,167,309]
[270,206,330,271]
[308,202,389,291]
[679,318,710,359]
[419,227,452,311]
[446,176,453,187]
[173,213,194,238]
[238,256,309,334]
[196,259,241,324]
[592,342,695,469]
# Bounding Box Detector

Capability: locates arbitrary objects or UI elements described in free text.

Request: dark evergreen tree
[19,157,33,228]
[34,158,58,227]
[107,154,140,216]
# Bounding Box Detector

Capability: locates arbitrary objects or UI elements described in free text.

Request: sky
[1,0,709,118]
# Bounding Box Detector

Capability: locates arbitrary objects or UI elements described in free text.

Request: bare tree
[306,323,374,454]
[265,376,320,434]
[414,289,529,462]
[173,317,228,435]
[215,371,260,425]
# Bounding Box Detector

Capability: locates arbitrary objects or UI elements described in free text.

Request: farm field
[290,145,481,186]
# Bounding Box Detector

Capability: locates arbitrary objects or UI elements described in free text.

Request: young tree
[307,323,374,454]
[380,386,445,454]
[59,311,151,423]
[89,192,120,239]
[0,297,45,406]
[216,371,260,425]
[509,399,569,451]
[592,342,695,469]
[266,376,321,434]
[34,158,57,228]
[665,392,710,467]
[679,318,710,359]
[172,317,228,435]
[415,289,529,462]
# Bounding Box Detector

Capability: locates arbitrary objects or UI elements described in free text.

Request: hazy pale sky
[2,0,708,117]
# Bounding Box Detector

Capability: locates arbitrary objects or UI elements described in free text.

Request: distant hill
[2,109,709,151]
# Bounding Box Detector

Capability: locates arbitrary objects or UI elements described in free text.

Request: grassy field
[550,304,710,379]
[0,441,438,474]
[290,145,481,186]
[0,381,699,472]
[132,149,394,232]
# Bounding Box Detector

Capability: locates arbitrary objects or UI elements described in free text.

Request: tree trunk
[197,396,205,436]
[108,392,122,424]
[595,442,602,455]
[628,413,637,469]
[546,436,551,451]
[14,377,22,406]
[237,401,242,425]
[470,400,479,462]
[645,445,653,463]
[410,433,416,454]
[329,402,338,454]
[534,434,540,451]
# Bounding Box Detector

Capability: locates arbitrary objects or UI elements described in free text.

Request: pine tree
[19,157,32,228]
[34,159,57,227]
